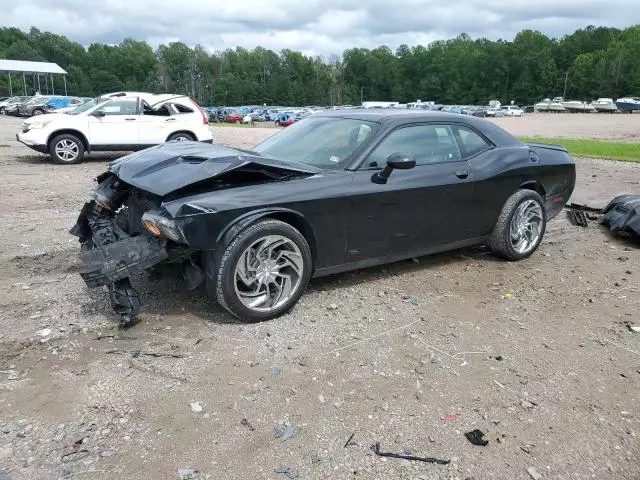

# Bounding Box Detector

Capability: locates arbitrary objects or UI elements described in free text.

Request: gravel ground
[0,114,638,480]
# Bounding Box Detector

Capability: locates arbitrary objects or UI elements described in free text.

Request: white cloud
[2,0,639,56]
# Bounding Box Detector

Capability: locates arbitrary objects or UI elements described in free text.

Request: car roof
[312,108,521,147]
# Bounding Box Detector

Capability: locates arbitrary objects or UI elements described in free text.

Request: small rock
[625,270,632,275]
[318,394,325,403]
[520,400,535,410]
[268,365,282,375]
[411,257,420,263]
[429,436,435,442]
[430,356,442,365]
[275,425,296,441]
[495,355,504,361]
[177,467,199,480]
[628,325,640,334]
[36,328,52,337]
[240,419,255,431]
[189,402,203,413]
[327,304,338,310]
[7,372,19,381]
[527,466,542,480]
[100,450,116,457]
[0,445,13,460]
[618,256,629,261]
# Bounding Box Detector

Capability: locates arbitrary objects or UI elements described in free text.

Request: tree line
[0,25,639,106]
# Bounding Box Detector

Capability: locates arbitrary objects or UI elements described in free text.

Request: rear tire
[489,189,546,261]
[206,219,312,322]
[167,132,194,142]
[49,133,85,164]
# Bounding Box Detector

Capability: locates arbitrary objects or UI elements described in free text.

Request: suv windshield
[253,117,377,169]
[69,97,108,115]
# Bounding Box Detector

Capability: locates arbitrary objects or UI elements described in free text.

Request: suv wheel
[167,132,194,142]
[49,134,85,164]
[207,219,312,322]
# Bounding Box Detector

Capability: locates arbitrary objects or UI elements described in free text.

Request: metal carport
[0,60,68,96]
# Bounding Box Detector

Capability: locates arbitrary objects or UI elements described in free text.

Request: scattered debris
[465,429,489,446]
[431,356,442,364]
[240,418,255,432]
[486,432,506,443]
[503,293,512,299]
[61,449,90,464]
[494,380,506,390]
[177,467,199,480]
[628,324,640,334]
[275,467,299,479]
[444,414,458,422]
[527,466,543,480]
[371,442,450,465]
[105,349,184,359]
[268,365,282,375]
[599,195,640,239]
[566,208,589,227]
[275,425,296,441]
[403,298,419,305]
[520,444,533,454]
[189,402,203,413]
[494,355,504,361]
[327,304,338,310]
[344,432,356,447]
[100,450,116,457]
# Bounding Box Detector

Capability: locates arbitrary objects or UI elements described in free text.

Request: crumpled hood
[108,141,319,196]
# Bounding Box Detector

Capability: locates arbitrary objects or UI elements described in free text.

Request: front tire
[49,134,85,164]
[489,189,546,261]
[209,219,312,322]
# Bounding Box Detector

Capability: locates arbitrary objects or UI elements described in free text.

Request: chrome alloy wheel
[509,199,543,254]
[234,235,304,312]
[55,139,79,162]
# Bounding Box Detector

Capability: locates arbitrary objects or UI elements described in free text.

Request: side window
[454,126,491,157]
[365,124,462,167]
[97,100,139,116]
[171,103,194,113]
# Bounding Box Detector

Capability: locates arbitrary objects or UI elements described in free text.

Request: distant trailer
[362,101,399,108]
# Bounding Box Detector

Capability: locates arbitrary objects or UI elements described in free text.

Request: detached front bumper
[78,235,168,288]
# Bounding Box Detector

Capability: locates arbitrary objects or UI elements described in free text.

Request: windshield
[253,117,378,169]
[69,97,105,115]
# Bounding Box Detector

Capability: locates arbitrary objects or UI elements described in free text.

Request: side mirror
[91,110,105,117]
[372,153,416,184]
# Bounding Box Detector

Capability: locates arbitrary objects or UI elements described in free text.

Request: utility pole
[563,70,569,99]
[360,86,364,105]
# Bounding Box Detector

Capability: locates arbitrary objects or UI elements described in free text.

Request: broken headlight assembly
[142,209,184,242]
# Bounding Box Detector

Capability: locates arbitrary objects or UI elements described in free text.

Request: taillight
[190,99,208,125]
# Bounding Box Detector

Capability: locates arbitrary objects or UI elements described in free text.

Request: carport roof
[0,59,67,75]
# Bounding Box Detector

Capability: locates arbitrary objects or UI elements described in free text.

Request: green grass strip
[519,137,640,163]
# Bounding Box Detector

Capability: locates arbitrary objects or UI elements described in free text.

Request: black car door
[345,123,477,263]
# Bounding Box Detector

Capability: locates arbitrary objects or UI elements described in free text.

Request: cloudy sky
[3,0,639,56]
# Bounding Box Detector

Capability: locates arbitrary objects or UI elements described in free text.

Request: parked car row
[0,95,90,116]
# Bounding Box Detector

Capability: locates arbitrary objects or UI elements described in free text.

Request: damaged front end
[70,172,199,325]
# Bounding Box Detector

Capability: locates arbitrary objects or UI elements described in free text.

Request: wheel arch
[48,129,90,152]
[216,208,318,267]
[519,180,546,198]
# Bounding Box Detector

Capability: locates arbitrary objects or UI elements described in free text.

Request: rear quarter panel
[467,145,575,235]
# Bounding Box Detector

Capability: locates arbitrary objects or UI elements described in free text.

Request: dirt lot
[0,114,638,480]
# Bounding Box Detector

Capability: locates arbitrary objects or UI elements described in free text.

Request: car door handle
[455,170,469,179]
[125,118,137,121]
[165,118,176,122]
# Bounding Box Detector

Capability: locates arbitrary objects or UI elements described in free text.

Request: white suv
[16,92,213,164]
[500,105,524,117]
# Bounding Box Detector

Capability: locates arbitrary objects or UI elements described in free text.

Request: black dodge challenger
[71,110,576,324]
